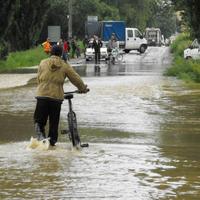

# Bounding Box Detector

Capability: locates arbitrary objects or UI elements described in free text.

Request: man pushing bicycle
[34,45,89,146]
[107,34,119,64]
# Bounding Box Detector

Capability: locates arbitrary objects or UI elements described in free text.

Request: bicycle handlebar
[64,90,79,95]
[64,88,89,95]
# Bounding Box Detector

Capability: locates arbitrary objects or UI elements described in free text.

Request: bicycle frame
[61,91,89,148]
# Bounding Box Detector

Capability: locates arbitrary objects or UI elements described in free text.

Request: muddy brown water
[0,47,200,199]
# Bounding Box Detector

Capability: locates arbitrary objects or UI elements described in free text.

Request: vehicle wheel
[124,49,130,54]
[139,45,146,53]
[116,54,123,62]
[186,56,192,60]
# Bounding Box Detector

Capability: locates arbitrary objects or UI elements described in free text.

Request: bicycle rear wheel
[68,111,80,147]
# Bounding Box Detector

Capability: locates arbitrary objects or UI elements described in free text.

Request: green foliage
[0,0,177,57]
[118,0,153,31]
[42,0,176,39]
[172,0,200,41]
[165,57,200,83]
[154,0,176,38]
[72,0,120,37]
[44,0,69,39]
[170,33,192,56]
[2,0,50,51]
[0,46,48,72]
[165,33,200,83]
[0,41,86,72]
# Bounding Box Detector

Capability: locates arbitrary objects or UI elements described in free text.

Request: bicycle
[61,90,89,148]
[107,48,124,65]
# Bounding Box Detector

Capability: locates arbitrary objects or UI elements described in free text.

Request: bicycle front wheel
[116,54,123,62]
[68,111,80,147]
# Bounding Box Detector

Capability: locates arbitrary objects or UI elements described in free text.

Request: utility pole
[68,0,72,39]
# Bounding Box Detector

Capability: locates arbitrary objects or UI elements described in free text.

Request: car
[184,39,200,60]
[85,47,94,61]
[85,42,108,61]
[85,47,108,61]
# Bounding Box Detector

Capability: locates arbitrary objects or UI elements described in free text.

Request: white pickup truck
[123,28,148,53]
[100,21,147,54]
[84,21,148,61]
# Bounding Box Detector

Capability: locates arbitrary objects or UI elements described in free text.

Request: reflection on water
[0,48,200,199]
[73,63,166,77]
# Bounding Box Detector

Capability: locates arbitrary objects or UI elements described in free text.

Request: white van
[124,28,148,53]
[144,28,162,46]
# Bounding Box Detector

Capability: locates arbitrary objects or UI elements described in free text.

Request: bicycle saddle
[64,93,74,99]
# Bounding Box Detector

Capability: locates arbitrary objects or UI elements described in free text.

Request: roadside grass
[0,46,48,72]
[165,33,200,83]
[0,40,85,73]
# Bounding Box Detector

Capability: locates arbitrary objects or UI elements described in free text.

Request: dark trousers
[34,98,62,145]
[95,51,100,64]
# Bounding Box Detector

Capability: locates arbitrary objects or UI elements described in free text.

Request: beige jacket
[36,56,87,100]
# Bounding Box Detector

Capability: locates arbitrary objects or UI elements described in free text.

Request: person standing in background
[71,37,77,58]
[83,35,89,57]
[92,35,102,65]
[62,39,69,62]
[42,38,52,54]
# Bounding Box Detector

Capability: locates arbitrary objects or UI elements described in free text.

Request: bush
[165,33,200,83]
[170,33,192,56]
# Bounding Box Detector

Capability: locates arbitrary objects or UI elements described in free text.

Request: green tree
[0,0,178,57]
[42,0,69,40]
[44,0,120,39]
[0,0,51,53]
[117,0,152,30]
[172,0,200,40]
[73,0,119,37]
[6,0,50,51]
[0,0,19,58]
[153,0,176,38]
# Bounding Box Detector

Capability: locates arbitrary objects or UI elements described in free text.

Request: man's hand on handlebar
[79,85,90,93]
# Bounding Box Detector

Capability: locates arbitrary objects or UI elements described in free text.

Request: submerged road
[0,47,200,200]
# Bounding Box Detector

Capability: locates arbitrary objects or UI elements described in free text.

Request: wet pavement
[0,47,200,199]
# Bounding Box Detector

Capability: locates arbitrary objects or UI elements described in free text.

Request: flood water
[0,47,200,199]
